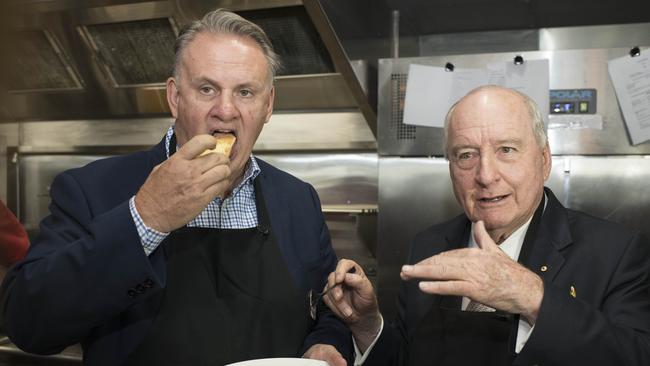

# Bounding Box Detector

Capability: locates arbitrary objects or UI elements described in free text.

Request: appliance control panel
[550,89,597,114]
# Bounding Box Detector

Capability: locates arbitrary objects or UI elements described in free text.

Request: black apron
[123,180,313,366]
[407,197,546,366]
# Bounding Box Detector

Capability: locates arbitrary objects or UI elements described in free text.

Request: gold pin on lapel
[570,285,577,298]
[540,265,548,272]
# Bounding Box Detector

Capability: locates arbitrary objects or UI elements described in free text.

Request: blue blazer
[1,136,352,366]
[366,188,650,366]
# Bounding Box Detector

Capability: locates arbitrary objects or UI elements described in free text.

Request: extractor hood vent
[1,0,376,138]
[78,18,178,87]
[241,7,334,76]
[7,30,83,92]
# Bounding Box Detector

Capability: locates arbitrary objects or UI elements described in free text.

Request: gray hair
[172,8,281,83]
[443,85,548,158]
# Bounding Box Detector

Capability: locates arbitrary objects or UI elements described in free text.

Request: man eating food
[1,8,352,366]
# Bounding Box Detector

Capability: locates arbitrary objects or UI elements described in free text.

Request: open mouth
[210,129,237,159]
[211,129,235,139]
[478,195,508,203]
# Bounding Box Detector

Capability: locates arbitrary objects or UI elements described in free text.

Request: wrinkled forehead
[179,32,273,84]
[450,89,532,133]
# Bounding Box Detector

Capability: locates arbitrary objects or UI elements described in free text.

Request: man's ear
[166,77,179,119]
[542,142,552,180]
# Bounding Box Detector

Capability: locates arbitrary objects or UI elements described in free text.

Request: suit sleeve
[362,231,436,366]
[0,171,165,355]
[300,184,354,363]
[516,232,650,365]
[360,285,409,366]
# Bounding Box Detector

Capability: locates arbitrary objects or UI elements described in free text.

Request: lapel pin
[540,265,548,272]
[570,285,577,298]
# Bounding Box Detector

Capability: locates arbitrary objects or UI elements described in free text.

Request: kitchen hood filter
[241,7,334,76]
[81,18,177,87]
[6,30,83,92]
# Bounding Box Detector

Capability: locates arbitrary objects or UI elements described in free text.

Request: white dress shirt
[464,216,535,353]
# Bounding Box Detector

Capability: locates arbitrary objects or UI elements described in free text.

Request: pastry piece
[199,134,236,158]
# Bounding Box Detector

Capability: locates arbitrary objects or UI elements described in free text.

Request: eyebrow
[451,144,478,152]
[493,138,523,146]
[191,76,264,91]
[450,138,523,153]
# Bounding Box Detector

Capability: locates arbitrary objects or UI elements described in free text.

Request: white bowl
[226,358,328,366]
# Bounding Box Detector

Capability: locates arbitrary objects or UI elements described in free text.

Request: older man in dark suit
[325,85,650,366]
[0,9,351,366]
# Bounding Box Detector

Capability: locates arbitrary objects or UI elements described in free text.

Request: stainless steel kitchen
[0,0,649,365]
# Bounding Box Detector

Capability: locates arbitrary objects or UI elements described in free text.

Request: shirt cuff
[353,315,384,366]
[129,196,169,256]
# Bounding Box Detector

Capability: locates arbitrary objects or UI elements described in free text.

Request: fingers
[323,269,356,319]
[195,152,230,173]
[323,260,374,322]
[418,280,471,296]
[198,162,232,192]
[176,134,219,160]
[303,344,346,366]
[334,259,362,284]
[474,220,499,252]
[322,289,353,319]
[400,251,469,281]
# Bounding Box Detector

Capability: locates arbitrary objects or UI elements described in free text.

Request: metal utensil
[307,267,356,320]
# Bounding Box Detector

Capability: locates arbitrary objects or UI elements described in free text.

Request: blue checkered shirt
[129,125,260,256]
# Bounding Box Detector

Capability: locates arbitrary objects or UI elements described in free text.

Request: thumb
[474,220,499,252]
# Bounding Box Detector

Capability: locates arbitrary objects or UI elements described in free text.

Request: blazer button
[127,289,137,298]
[135,284,146,294]
[144,278,154,288]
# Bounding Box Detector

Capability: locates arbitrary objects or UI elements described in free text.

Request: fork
[307,267,356,320]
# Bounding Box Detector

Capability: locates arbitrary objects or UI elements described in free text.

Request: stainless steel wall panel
[420,29,539,56]
[378,46,650,156]
[562,156,650,238]
[251,153,378,208]
[14,113,375,153]
[376,157,458,315]
[19,119,171,149]
[0,123,19,202]
[18,155,107,234]
[539,23,650,51]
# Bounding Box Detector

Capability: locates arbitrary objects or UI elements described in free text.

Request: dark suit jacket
[0,136,352,366]
[366,188,650,366]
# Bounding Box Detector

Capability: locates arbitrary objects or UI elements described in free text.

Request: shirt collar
[163,124,261,193]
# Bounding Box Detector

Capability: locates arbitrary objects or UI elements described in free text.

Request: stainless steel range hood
[0,0,377,137]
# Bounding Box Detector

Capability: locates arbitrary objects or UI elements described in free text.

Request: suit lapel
[436,217,471,310]
[255,160,304,289]
[524,188,572,282]
[256,162,289,254]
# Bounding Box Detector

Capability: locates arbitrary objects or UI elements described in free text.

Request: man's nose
[211,93,238,121]
[476,153,500,186]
